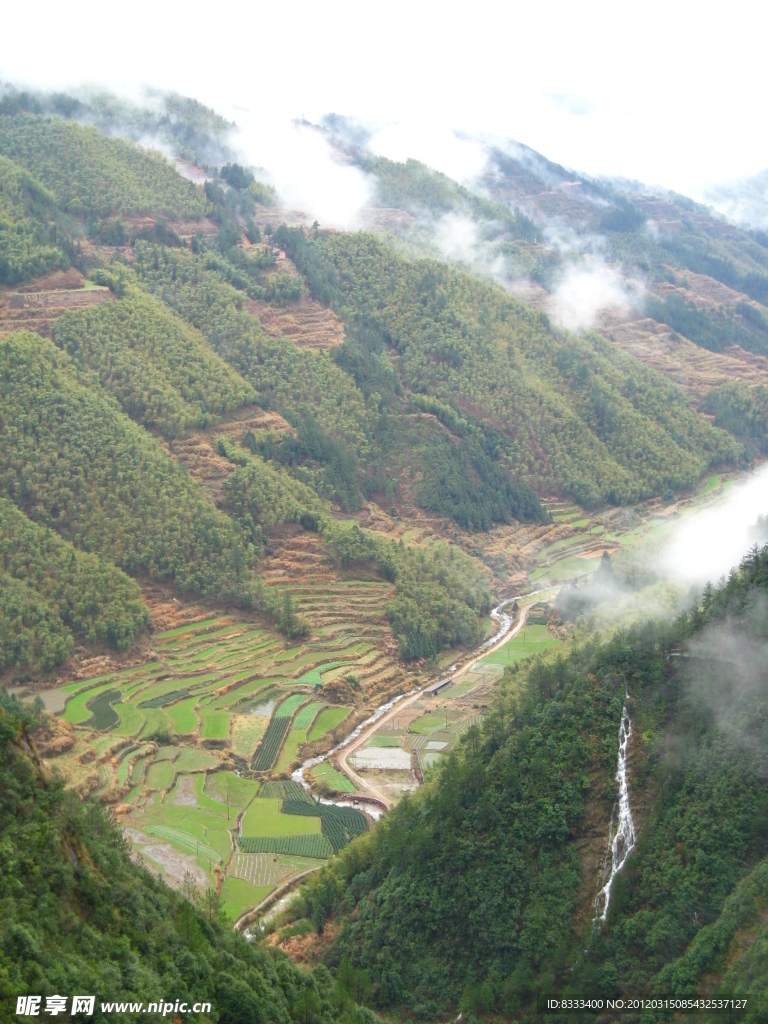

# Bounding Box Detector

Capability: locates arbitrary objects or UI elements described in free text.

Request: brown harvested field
[247,292,346,350]
[0,280,113,336]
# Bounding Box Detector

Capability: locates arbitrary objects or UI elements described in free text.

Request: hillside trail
[328,588,557,808]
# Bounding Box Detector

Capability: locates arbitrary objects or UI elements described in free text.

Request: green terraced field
[274,693,307,718]
[146,760,174,789]
[173,747,221,772]
[167,696,199,734]
[204,771,260,809]
[46,611,392,906]
[293,701,325,729]
[410,713,450,735]
[250,717,290,771]
[199,708,230,740]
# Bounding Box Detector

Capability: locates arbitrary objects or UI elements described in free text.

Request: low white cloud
[660,464,768,587]
[232,115,372,229]
[368,122,488,184]
[432,213,480,261]
[546,262,639,331]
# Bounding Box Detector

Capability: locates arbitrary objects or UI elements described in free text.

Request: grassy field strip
[307,706,351,742]
[173,748,221,772]
[144,824,219,863]
[241,798,322,838]
[117,743,153,785]
[154,617,222,639]
[308,762,357,793]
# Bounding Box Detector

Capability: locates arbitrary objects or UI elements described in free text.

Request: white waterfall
[594,699,636,922]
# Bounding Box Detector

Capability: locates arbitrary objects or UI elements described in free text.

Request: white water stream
[594,695,636,921]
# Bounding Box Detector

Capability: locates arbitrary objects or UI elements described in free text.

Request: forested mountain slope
[282,229,738,505]
[0,691,382,1024]
[293,547,768,1018]
[0,100,763,683]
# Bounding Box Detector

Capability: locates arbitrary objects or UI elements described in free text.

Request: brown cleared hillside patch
[598,306,768,403]
[0,277,113,336]
[246,291,346,350]
[168,408,293,503]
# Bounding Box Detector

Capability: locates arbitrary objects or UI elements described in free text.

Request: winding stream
[292,588,554,810]
[594,694,636,922]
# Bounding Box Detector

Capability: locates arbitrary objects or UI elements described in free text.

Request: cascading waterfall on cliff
[594,695,636,922]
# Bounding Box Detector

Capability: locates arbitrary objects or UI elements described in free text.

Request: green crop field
[241,798,322,838]
[366,735,404,747]
[293,701,325,729]
[307,706,351,741]
[409,714,448,735]
[238,834,333,858]
[62,682,119,724]
[199,709,230,740]
[113,701,146,737]
[274,728,306,774]
[251,717,290,771]
[230,715,266,757]
[274,693,307,719]
[204,771,260,809]
[219,876,272,919]
[86,690,122,730]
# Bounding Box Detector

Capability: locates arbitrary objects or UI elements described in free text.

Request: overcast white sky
[2,0,767,202]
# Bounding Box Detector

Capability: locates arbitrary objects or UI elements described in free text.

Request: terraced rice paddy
[44,608,397,914]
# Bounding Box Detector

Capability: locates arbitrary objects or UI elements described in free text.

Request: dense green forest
[703,381,768,460]
[0,498,148,672]
[0,114,207,220]
[0,331,257,602]
[280,229,738,505]
[0,154,67,284]
[0,691,382,1023]
[52,281,254,438]
[293,547,768,1018]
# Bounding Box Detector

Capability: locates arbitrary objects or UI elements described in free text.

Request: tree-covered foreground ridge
[0,691,384,1024]
[1,89,768,1023]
